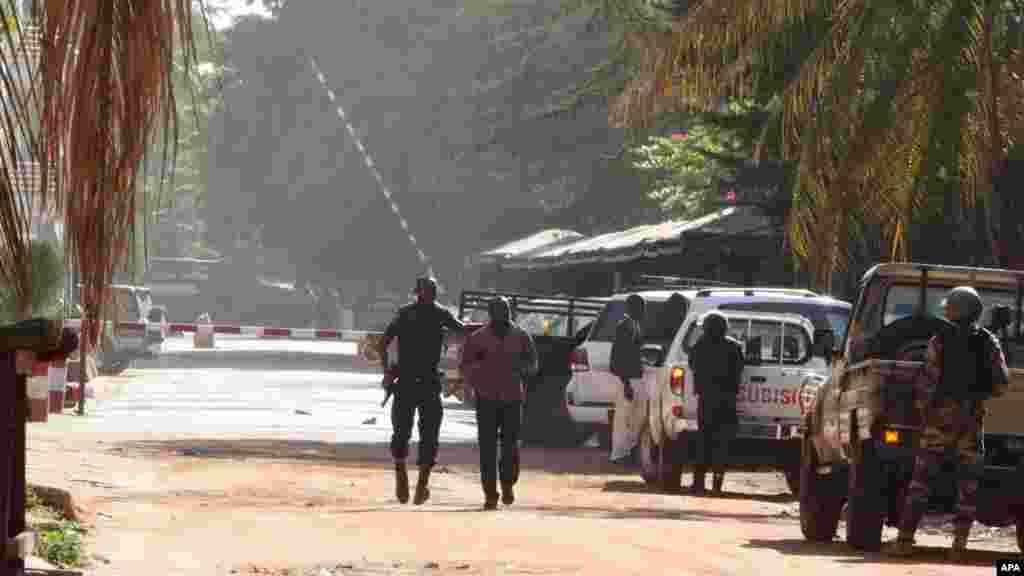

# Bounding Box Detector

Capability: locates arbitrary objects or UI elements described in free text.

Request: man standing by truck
[379,276,466,505]
[460,297,538,509]
[688,311,744,496]
[610,294,646,464]
[885,286,1010,560]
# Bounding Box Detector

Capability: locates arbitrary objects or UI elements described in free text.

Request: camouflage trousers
[897,399,984,541]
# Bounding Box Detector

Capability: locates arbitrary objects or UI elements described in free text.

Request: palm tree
[593,0,1024,290]
[0,1,200,361]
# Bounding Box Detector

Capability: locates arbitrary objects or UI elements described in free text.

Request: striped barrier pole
[61,318,373,342]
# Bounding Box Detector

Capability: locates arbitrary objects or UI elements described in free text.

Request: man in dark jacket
[379,276,465,505]
[688,311,744,495]
[460,297,539,509]
[609,294,645,464]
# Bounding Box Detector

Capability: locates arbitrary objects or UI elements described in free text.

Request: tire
[640,426,660,485]
[846,437,885,551]
[658,436,683,493]
[871,315,949,360]
[799,436,843,542]
[1017,515,1023,553]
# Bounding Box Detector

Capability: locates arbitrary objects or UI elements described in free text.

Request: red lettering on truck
[737,386,799,404]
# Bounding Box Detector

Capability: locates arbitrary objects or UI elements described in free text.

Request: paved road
[70,338,478,443]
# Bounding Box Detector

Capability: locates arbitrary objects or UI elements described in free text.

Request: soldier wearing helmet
[687,311,744,495]
[460,296,538,509]
[886,286,1010,560]
[379,276,466,505]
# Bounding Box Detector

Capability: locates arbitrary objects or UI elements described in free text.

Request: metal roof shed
[477,229,586,265]
[504,206,777,270]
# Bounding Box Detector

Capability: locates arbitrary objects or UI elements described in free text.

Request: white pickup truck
[639,310,834,495]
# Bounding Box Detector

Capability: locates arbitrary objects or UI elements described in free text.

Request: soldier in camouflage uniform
[885,286,1011,560]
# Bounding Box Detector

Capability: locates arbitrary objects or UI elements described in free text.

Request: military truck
[797,262,1024,553]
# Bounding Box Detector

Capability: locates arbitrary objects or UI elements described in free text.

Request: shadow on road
[112,439,639,477]
[601,480,793,504]
[512,504,791,524]
[328,503,792,524]
[743,538,1012,567]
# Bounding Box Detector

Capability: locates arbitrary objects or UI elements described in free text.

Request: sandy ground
[17,370,1019,575]
[25,421,1021,576]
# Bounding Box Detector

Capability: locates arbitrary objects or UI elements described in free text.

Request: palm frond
[32,0,201,346]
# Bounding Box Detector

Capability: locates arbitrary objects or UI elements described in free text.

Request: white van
[630,288,851,494]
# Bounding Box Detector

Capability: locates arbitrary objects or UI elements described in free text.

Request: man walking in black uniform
[380,277,465,504]
[688,311,744,496]
[461,297,538,509]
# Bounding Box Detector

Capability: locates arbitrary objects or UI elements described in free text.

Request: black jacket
[382,302,464,378]
[689,335,744,405]
[611,316,643,380]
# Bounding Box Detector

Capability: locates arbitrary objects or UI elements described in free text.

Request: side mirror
[640,344,666,367]
[745,336,762,365]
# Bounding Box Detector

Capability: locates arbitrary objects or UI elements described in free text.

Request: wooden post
[1,352,24,576]
[8,373,25,576]
[77,317,88,416]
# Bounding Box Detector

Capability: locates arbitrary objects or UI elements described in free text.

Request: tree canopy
[554,0,1024,290]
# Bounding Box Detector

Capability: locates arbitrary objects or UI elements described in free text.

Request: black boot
[712,472,724,496]
[413,465,432,505]
[394,461,409,504]
[501,482,515,505]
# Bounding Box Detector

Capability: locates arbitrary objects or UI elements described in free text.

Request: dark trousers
[475,398,522,498]
[694,399,737,481]
[897,448,981,541]
[390,380,443,467]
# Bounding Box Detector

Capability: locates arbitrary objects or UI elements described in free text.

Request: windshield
[878,283,1024,367]
[683,318,811,364]
[717,302,851,342]
[589,300,672,343]
[884,285,1021,329]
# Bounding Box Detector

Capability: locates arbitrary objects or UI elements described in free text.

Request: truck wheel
[658,436,683,494]
[799,436,842,542]
[846,438,885,551]
[1017,514,1023,553]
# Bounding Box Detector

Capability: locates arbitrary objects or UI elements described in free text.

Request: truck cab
[799,262,1024,554]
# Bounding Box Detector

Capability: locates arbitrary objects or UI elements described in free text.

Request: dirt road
[27,425,1018,576]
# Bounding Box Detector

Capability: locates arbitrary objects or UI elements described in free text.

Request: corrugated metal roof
[502,207,778,270]
[478,228,585,263]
